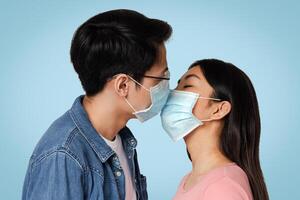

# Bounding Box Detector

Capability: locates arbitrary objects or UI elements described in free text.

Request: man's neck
[82,95,130,141]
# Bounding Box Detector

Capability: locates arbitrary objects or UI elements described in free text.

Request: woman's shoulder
[202,163,253,200]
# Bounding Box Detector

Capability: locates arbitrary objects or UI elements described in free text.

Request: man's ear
[113,74,131,97]
[211,101,231,120]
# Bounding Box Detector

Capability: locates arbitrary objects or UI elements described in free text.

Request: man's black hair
[70,9,172,96]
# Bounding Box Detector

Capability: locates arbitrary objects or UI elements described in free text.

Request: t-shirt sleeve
[202,177,250,200]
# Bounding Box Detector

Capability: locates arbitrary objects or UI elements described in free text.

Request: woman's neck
[185,126,232,176]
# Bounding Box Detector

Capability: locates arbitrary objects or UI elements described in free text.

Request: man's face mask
[160,90,221,142]
[125,71,170,122]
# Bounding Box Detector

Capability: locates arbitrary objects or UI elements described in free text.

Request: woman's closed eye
[183,85,193,88]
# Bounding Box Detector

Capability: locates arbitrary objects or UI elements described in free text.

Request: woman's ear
[114,74,131,97]
[211,101,231,120]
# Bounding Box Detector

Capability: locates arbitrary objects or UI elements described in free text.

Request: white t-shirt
[100,134,137,200]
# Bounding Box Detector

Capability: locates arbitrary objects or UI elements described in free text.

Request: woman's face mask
[160,90,221,142]
[160,67,221,141]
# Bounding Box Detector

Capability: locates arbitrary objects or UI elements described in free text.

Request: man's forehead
[148,45,167,73]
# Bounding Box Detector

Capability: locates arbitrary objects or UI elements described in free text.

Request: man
[22,9,172,200]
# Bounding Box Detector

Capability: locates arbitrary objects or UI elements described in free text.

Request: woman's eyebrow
[177,74,201,84]
[184,74,201,81]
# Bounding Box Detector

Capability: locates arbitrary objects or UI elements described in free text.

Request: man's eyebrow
[160,67,168,76]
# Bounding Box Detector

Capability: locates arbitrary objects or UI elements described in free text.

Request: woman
[161,59,269,200]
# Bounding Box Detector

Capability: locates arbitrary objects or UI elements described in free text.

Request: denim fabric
[22,95,148,200]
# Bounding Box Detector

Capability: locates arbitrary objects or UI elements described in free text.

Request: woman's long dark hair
[189,59,269,200]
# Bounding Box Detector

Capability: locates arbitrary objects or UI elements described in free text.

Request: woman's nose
[174,79,181,90]
[174,83,181,90]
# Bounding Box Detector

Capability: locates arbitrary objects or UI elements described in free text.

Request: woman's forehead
[181,65,202,79]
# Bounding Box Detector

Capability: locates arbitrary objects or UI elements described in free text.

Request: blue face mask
[125,71,170,122]
[160,90,221,142]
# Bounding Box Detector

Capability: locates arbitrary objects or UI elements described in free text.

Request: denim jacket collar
[69,95,137,163]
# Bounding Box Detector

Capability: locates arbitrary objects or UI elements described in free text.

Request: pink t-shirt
[173,163,253,200]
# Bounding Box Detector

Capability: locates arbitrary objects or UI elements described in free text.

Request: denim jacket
[22,96,148,200]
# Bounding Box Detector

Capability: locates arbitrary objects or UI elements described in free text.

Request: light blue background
[1,1,299,199]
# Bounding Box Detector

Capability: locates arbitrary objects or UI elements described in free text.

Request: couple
[22,9,269,200]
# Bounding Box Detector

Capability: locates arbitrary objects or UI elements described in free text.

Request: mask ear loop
[197,96,222,101]
[124,75,150,114]
[197,96,222,122]
[127,75,150,92]
[124,97,137,113]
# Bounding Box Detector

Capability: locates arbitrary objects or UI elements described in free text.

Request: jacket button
[130,139,136,146]
[115,171,122,177]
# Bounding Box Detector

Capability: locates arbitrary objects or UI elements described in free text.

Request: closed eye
[183,85,193,88]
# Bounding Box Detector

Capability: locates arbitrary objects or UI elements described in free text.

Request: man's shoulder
[30,109,111,173]
[30,110,85,166]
